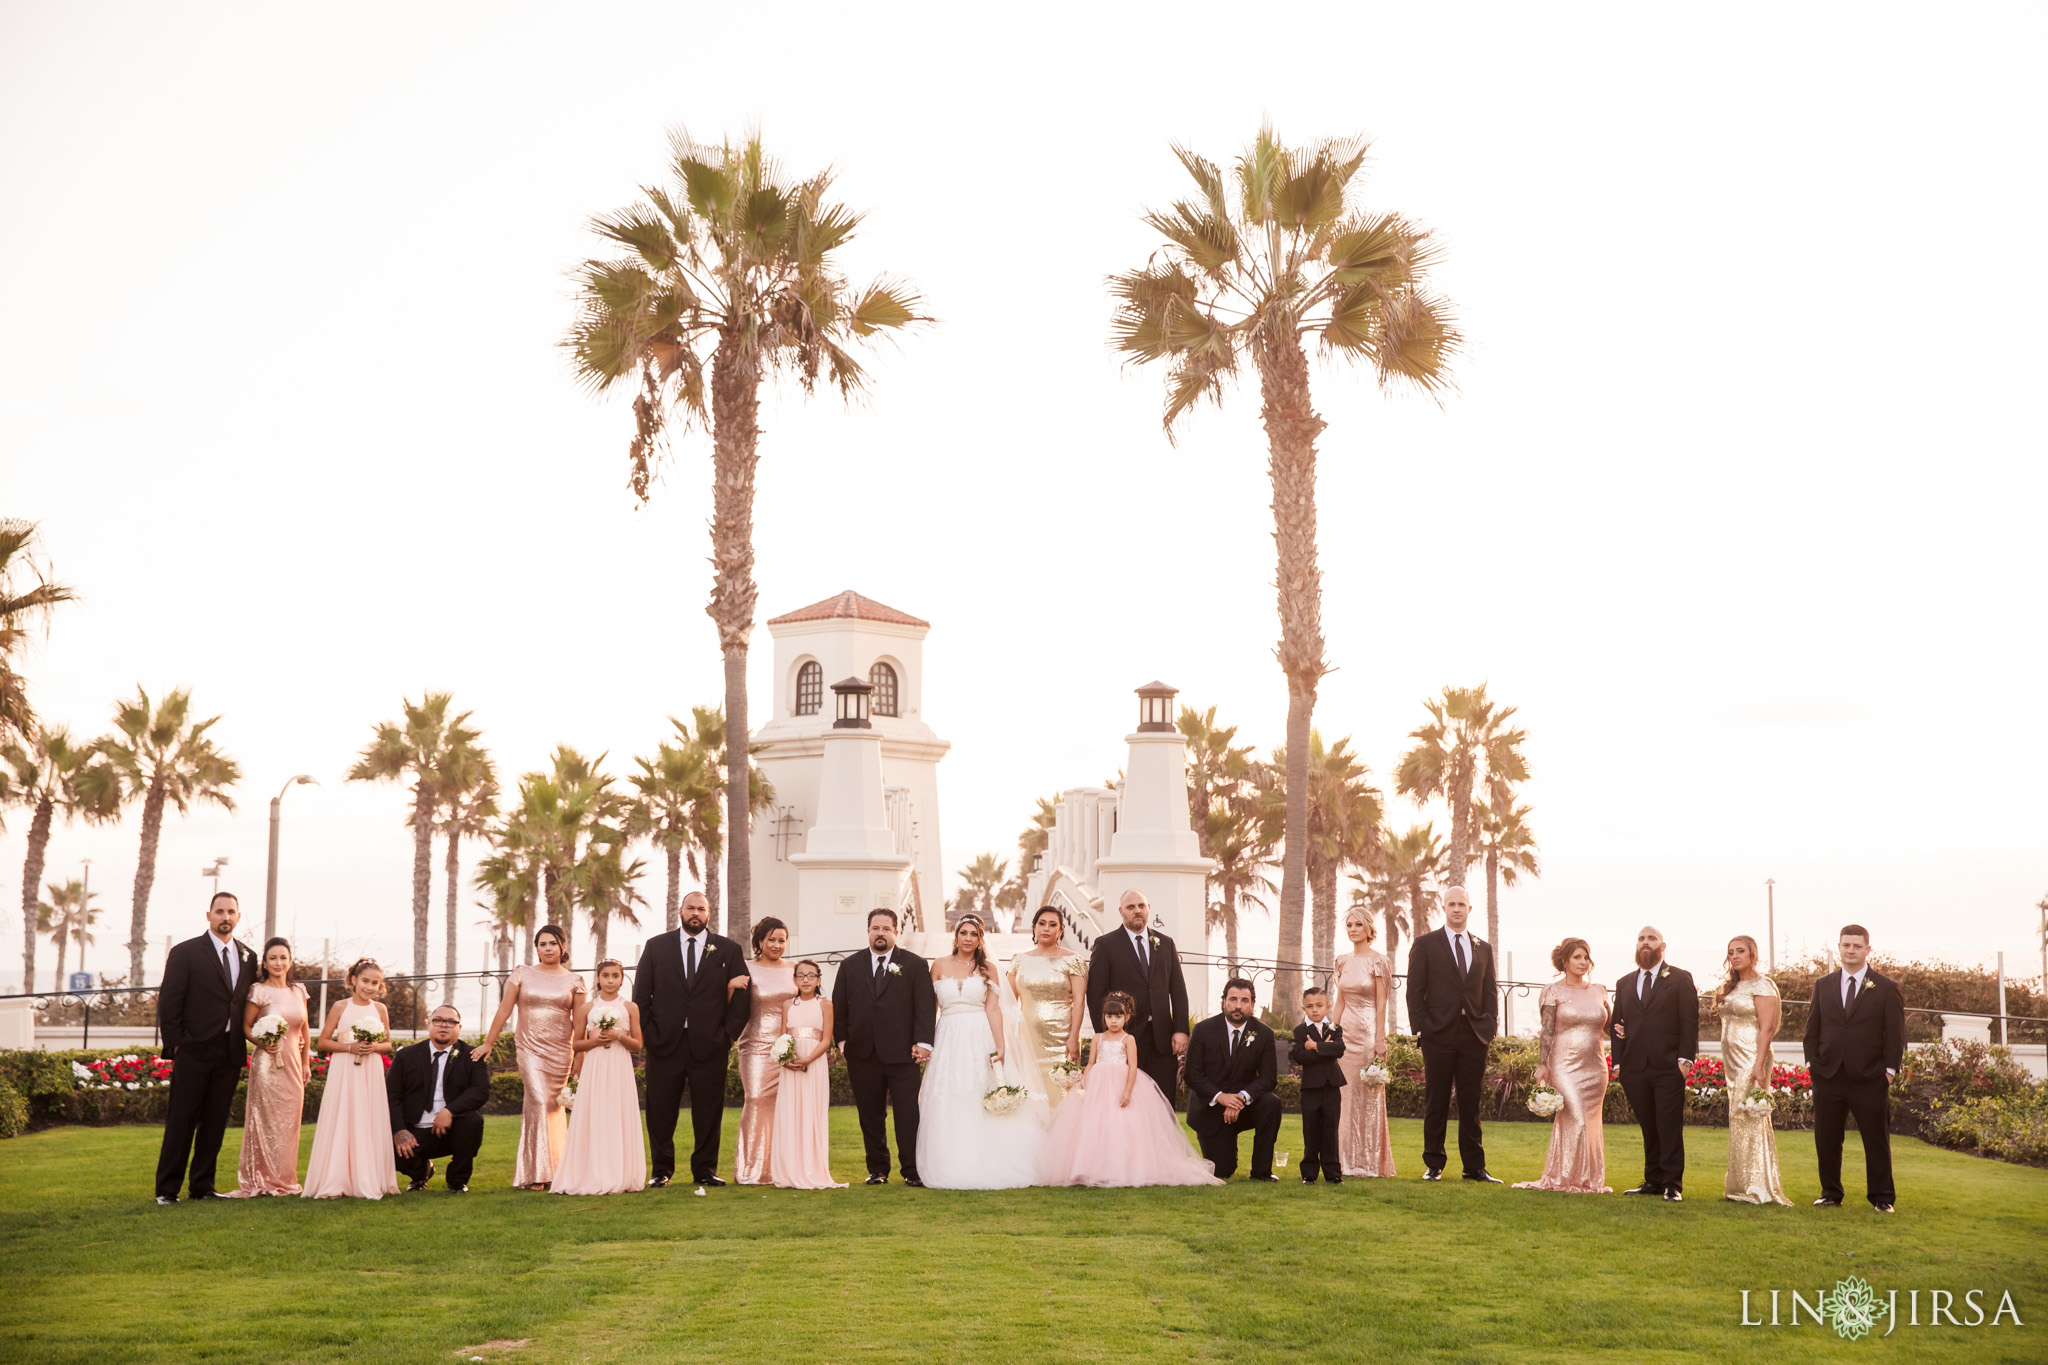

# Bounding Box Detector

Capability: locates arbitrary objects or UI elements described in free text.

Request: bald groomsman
[1405,886,1501,1183]
[1609,925,1698,1201]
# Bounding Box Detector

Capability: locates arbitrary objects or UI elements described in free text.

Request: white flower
[593,1008,621,1033]
[884,962,902,977]
[250,1015,288,1045]
[1526,1086,1564,1118]
[693,1186,707,1197]
[772,1035,797,1066]
[71,1062,93,1082]
[126,1082,138,1091]
[1359,1064,1391,1086]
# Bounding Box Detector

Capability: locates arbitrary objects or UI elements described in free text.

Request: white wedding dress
[914,973,1048,1189]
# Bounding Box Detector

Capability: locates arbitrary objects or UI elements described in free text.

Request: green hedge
[0,1079,27,1138]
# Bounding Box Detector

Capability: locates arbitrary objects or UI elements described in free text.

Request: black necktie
[685,938,698,982]
[1846,975,1858,1010]
[873,955,887,996]
[1453,935,1467,975]
[432,1049,447,1102]
[1136,933,1150,970]
[220,944,234,988]
[1228,1026,1240,1060]
[1640,970,1652,1001]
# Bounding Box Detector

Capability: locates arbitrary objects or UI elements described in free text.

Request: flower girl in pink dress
[770,959,845,1189]
[553,959,647,1196]
[1039,991,1220,1188]
[302,959,398,1200]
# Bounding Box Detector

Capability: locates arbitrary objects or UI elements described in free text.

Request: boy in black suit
[1803,923,1905,1212]
[1290,985,1346,1184]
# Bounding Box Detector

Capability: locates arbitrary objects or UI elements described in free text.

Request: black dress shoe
[191,1191,228,1200]
[405,1178,429,1193]
[1620,1183,1659,1195]
[1463,1171,1504,1184]
[1326,1175,1343,1185]
[1872,1203,1895,1214]
[1662,1188,1684,1202]
[449,1185,469,1194]
[1301,1176,1319,1185]
[648,1175,671,1188]
[155,1195,178,1205]
[864,1174,889,1186]
[697,1175,726,1188]
[1423,1169,1443,1181]
[902,1176,925,1188]
[1248,1174,1279,1183]
[1813,1196,1843,1207]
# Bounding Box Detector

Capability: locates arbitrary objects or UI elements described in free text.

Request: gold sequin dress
[1721,975,1792,1205]
[1013,952,1086,1110]
[1333,950,1396,1177]
[735,963,795,1184]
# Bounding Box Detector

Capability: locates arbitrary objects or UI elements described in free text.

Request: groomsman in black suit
[1406,885,1500,1182]
[633,890,752,1187]
[1085,889,1191,1102]
[154,893,258,1203]
[386,1005,492,1192]
[832,907,937,1186]
[1803,924,1905,1213]
[1608,924,1699,1201]
[1289,985,1347,1184]
[1183,978,1281,1181]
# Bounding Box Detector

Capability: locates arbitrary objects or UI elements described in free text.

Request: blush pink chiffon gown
[1514,982,1613,1194]
[551,1000,646,1196]
[230,980,309,1196]
[1038,1034,1220,1188]
[301,1001,397,1199]
[769,995,844,1189]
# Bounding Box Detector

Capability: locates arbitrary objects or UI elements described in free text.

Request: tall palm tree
[1203,789,1280,973]
[1394,684,1518,888]
[1275,732,1385,982]
[0,520,81,745]
[347,693,478,978]
[1177,705,1254,858]
[99,687,241,985]
[575,826,646,964]
[667,708,773,939]
[438,742,497,978]
[514,746,627,962]
[1382,822,1446,951]
[474,826,542,967]
[1114,127,1458,1019]
[567,130,925,949]
[1475,798,1541,954]
[952,853,1008,927]
[39,877,99,991]
[626,730,722,933]
[1349,873,1406,966]
[4,725,117,990]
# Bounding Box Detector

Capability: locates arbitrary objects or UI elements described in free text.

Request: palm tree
[667,708,773,938]
[438,741,497,978]
[567,130,925,949]
[99,687,241,985]
[1204,789,1280,973]
[347,693,478,978]
[513,746,628,962]
[626,730,722,933]
[0,520,81,745]
[1384,823,1446,947]
[1015,795,1058,880]
[1114,127,1458,1022]
[1275,732,1385,980]
[951,853,1008,928]
[1349,873,1406,966]
[39,877,99,991]
[1178,705,1254,858]
[575,826,646,964]
[474,827,542,966]
[1395,684,1520,888]
[1475,798,1541,954]
[4,725,117,990]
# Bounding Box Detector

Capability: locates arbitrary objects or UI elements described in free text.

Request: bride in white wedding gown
[915,914,1048,1189]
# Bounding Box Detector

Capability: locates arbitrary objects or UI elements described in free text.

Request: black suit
[1609,962,1700,1193]
[1290,1020,1347,1182]
[385,1038,492,1188]
[154,932,258,1199]
[1086,925,1191,1102]
[633,928,751,1182]
[832,948,936,1181]
[1183,1013,1281,1179]
[1405,926,1498,1177]
[1804,968,1905,1206]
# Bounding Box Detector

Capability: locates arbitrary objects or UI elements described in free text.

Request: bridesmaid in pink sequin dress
[230,938,311,1196]
[770,959,845,1189]
[1332,908,1396,1178]
[1515,939,1613,1194]
[302,959,397,1199]
[474,924,585,1189]
[735,919,796,1185]
[553,959,647,1196]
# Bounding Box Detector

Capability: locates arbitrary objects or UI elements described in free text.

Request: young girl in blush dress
[301,959,398,1200]
[770,959,845,1189]
[553,959,647,1196]
[1038,991,1220,1188]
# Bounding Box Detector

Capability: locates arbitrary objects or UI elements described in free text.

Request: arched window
[869,662,899,717]
[795,661,823,716]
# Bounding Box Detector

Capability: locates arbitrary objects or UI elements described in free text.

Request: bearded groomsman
[833,908,936,1186]
[633,891,751,1187]
[155,893,258,1203]
[1609,925,1699,1201]
[1804,924,1904,1213]
[1405,886,1500,1183]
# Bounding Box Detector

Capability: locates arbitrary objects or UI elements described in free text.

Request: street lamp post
[202,858,230,899]
[78,858,90,980]
[1765,878,1776,971]
[265,775,319,940]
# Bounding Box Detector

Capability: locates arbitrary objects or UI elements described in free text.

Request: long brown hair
[1716,934,1761,1011]
[952,914,994,982]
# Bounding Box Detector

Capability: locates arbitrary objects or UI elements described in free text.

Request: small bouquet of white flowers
[982,1052,1027,1115]
[349,1018,387,1066]
[558,1076,578,1111]
[249,1015,288,1050]
[1049,1059,1085,1090]
[1526,1084,1564,1118]
[1736,1085,1775,1119]
[772,1034,798,1067]
[1359,1063,1391,1087]
[592,1006,621,1035]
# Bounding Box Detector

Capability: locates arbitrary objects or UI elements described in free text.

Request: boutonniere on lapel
[1658,968,1669,981]
[884,962,902,977]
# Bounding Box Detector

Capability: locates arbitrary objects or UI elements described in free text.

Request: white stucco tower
[748,591,949,950]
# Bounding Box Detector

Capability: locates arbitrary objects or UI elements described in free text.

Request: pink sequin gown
[1515,982,1613,1194]
[769,995,845,1189]
[511,966,584,1188]
[1038,1034,1221,1188]
[1333,950,1396,1177]
[301,1000,397,1199]
[735,964,795,1185]
[231,981,309,1195]
[552,999,646,1196]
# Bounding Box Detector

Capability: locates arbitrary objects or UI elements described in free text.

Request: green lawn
[1,1114,2040,1363]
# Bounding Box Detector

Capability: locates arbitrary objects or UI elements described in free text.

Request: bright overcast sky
[3,3,2043,994]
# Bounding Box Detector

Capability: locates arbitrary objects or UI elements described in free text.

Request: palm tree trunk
[1382,908,1402,966]
[543,866,571,963]
[1485,845,1501,953]
[704,841,723,938]
[19,794,52,990]
[1258,324,1328,1029]
[1310,860,1338,972]
[708,332,762,950]
[592,910,609,965]
[53,929,66,994]
[128,778,168,985]
[410,798,433,979]
[1447,780,1471,888]
[444,828,462,976]
[664,842,682,933]
[1224,901,1240,976]
[1406,872,1429,939]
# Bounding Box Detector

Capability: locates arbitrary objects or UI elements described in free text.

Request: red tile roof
[765,590,929,628]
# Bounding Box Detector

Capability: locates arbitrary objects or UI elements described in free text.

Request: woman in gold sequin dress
[735,918,796,1184]
[1332,908,1395,1177]
[1514,938,1612,1193]
[474,923,585,1189]
[1718,934,1792,1205]
[1008,907,1086,1109]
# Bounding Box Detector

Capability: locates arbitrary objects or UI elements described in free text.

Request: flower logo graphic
[1822,1277,1888,1340]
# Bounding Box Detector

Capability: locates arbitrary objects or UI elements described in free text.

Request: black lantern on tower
[832,676,874,729]
[1135,680,1177,733]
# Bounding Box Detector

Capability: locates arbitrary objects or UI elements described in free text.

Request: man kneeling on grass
[387,1007,491,1192]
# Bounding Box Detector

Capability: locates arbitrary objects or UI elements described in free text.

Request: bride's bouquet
[1735,1085,1775,1119]
[1526,1084,1564,1118]
[982,1052,1027,1116]
[1359,1063,1391,1087]
[249,1015,288,1051]
[1048,1059,1085,1090]
[772,1034,798,1067]
[349,1018,387,1066]
[558,1076,578,1111]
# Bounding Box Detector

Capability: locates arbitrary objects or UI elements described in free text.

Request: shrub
[489,1072,525,1113]
[1927,1089,2048,1167]
[0,1079,28,1138]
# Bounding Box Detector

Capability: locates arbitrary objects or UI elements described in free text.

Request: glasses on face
[431,1017,460,1027]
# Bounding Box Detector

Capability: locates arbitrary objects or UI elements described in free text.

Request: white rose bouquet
[249,1015,288,1050]
[1526,1084,1564,1118]
[349,1019,387,1066]
[982,1052,1027,1115]
[1736,1085,1775,1119]
[592,1006,621,1033]
[773,1034,798,1067]
[558,1076,578,1111]
[1359,1063,1391,1087]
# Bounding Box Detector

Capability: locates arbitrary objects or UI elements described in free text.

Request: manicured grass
[2,1114,2041,1363]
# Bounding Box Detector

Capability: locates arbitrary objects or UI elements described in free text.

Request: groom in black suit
[1804,924,1905,1212]
[154,893,258,1203]
[1085,889,1190,1102]
[832,907,936,1185]
[1405,885,1500,1183]
[386,1005,492,1192]
[1609,924,1699,1200]
[1183,979,1281,1180]
[633,890,751,1187]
